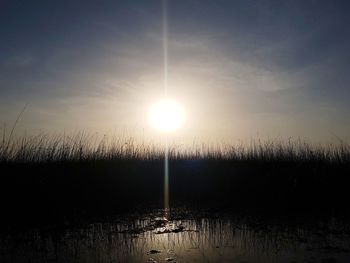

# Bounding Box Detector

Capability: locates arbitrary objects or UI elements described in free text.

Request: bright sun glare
[148,99,185,133]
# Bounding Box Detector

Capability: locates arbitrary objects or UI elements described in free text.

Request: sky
[1,0,350,143]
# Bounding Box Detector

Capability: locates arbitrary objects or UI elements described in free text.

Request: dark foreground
[1,158,350,225]
[1,155,350,262]
[1,208,350,263]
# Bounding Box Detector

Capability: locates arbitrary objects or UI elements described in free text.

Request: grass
[1,130,350,226]
[1,131,349,163]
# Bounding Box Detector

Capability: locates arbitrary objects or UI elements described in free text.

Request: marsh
[1,136,350,262]
[1,208,350,263]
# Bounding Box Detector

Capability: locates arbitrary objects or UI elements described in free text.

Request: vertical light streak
[164,135,169,210]
[162,0,170,213]
[163,0,168,97]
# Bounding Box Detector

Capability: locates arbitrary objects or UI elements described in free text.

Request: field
[1,133,350,262]
[1,133,350,223]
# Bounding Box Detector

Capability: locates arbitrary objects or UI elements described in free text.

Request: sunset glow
[148,99,185,133]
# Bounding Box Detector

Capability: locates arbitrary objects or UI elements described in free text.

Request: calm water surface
[1,209,350,263]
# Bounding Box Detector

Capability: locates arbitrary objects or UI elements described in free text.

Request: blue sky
[1,0,350,142]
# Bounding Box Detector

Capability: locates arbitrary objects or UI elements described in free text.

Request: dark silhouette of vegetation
[1,131,350,227]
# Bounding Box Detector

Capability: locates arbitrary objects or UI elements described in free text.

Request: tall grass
[0,131,349,164]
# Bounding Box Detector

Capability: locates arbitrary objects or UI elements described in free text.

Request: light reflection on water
[1,210,350,263]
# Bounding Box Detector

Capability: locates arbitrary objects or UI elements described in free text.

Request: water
[1,209,350,263]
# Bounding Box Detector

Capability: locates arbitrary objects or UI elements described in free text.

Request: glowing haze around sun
[148,99,185,133]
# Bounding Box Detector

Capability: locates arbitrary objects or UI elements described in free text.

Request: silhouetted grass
[1,132,349,163]
[1,132,350,226]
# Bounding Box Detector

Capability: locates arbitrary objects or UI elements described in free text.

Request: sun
[148,99,186,133]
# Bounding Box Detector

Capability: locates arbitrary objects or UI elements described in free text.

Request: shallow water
[1,209,350,263]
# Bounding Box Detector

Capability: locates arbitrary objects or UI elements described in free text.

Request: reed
[1,131,349,164]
